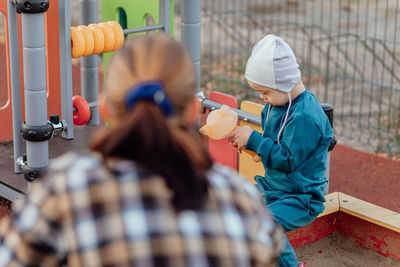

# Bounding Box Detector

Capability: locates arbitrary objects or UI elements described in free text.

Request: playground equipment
[5,1,126,183]
[0,0,199,200]
[100,0,174,73]
[70,22,124,58]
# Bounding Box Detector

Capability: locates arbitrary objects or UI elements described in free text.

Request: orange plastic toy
[107,21,124,50]
[89,24,105,54]
[72,95,91,125]
[71,27,85,58]
[70,21,124,58]
[200,105,261,162]
[98,22,115,53]
[77,25,95,56]
[200,105,238,139]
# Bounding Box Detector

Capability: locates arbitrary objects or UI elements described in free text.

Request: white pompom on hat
[245,35,301,93]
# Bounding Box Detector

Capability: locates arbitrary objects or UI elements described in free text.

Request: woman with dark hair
[0,34,281,266]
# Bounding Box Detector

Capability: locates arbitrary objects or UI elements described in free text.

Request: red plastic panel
[208,91,238,170]
[0,1,62,141]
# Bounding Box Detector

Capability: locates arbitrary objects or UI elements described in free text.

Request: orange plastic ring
[107,21,124,50]
[72,95,91,126]
[77,25,95,57]
[70,27,85,58]
[99,22,115,53]
[88,24,105,54]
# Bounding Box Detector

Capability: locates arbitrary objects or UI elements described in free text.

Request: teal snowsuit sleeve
[245,115,321,172]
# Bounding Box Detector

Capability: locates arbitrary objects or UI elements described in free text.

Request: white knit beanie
[245,35,301,93]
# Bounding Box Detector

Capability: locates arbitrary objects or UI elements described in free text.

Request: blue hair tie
[125,81,174,116]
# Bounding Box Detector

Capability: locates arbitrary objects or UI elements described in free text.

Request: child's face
[248,80,289,106]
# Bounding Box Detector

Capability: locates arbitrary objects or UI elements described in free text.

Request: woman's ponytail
[92,101,211,211]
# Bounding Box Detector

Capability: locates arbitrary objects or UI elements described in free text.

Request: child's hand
[225,126,253,151]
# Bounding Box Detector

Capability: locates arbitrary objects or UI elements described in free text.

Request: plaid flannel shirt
[0,152,282,267]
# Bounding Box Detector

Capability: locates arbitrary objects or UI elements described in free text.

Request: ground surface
[295,231,400,267]
[330,144,400,213]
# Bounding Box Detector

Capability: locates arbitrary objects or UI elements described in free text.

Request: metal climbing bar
[199,96,262,126]
[8,0,23,174]
[181,0,201,92]
[123,25,164,35]
[159,0,171,34]
[80,0,100,125]
[17,0,50,181]
[59,0,74,140]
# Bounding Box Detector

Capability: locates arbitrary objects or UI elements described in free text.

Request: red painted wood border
[286,211,400,262]
[336,212,400,261]
[287,212,337,249]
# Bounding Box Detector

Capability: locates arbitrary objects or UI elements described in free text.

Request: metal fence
[175,0,400,157]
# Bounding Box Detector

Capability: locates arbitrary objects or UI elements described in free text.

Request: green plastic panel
[101,0,174,74]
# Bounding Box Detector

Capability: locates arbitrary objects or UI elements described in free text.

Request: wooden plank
[339,192,400,233]
[318,192,340,217]
[238,101,264,183]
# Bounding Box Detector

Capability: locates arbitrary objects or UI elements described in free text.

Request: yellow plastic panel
[239,101,265,183]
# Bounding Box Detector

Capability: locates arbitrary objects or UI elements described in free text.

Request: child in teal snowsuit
[227,35,333,267]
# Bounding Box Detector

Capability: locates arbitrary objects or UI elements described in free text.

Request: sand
[295,232,400,267]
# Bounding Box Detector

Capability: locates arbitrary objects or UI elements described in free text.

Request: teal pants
[255,177,324,267]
